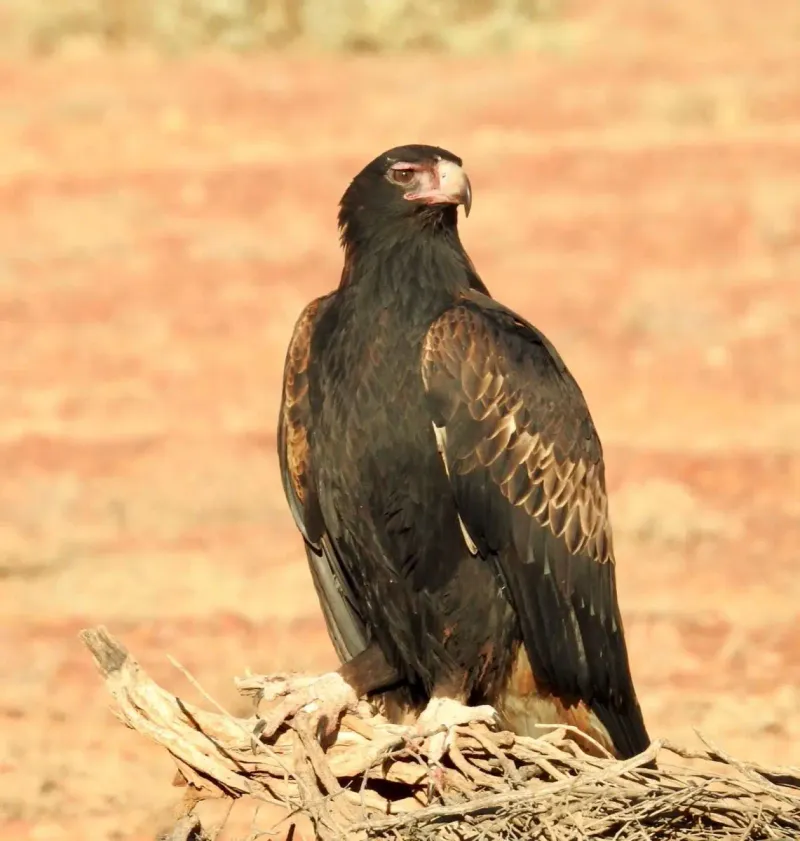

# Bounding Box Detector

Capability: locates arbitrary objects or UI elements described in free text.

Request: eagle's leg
[252,641,400,747]
[414,694,499,775]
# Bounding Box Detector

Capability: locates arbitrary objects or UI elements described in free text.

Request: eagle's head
[338,144,472,248]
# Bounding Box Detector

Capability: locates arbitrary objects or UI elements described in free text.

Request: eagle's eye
[389,167,416,186]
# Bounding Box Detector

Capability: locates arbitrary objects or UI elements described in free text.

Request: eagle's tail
[496,646,655,767]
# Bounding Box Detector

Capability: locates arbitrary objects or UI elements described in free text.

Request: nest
[80,626,800,841]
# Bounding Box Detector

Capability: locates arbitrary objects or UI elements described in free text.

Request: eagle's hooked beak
[436,158,472,218]
[405,158,472,218]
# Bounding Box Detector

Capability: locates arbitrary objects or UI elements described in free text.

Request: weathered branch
[80,626,800,841]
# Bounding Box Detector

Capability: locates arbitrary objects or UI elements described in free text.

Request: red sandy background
[1,2,799,839]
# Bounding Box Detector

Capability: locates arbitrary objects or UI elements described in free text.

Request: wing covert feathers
[421,295,650,759]
[278,293,370,664]
[422,301,613,565]
[278,294,332,544]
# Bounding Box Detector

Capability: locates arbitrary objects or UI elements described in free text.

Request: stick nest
[80,626,800,841]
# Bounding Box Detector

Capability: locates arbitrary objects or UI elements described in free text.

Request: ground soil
[1,2,799,839]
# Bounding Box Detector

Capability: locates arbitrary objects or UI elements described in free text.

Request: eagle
[273,144,650,764]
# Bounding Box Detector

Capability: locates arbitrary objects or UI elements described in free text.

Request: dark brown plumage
[277,144,650,761]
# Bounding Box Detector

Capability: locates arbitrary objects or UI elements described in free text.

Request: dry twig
[80,626,800,841]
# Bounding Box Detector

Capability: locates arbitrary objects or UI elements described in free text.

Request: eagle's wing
[421,291,649,758]
[278,294,371,663]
